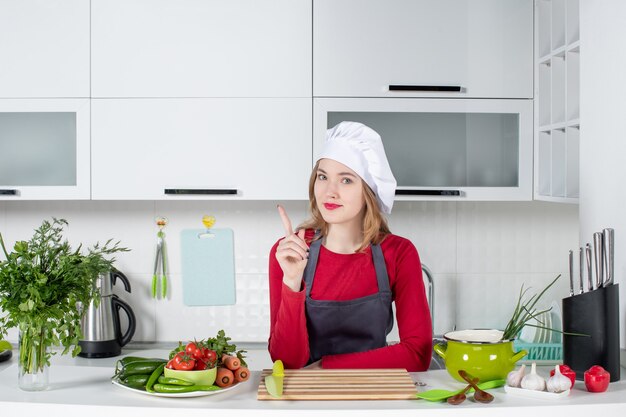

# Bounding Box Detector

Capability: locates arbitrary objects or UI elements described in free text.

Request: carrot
[234,366,249,382]
[222,354,240,371]
[216,367,234,387]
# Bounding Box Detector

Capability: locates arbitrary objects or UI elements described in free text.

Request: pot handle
[433,343,447,360]
[112,295,136,347]
[510,349,528,364]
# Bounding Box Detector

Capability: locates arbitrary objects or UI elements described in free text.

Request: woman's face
[314,159,366,226]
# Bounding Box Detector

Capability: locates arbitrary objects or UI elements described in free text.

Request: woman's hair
[298,160,391,252]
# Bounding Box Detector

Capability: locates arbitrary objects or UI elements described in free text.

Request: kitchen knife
[568,249,574,296]
[593,232,604,290]
[603,228,614,287]
[585,243,593,292]
[578,247,584,294]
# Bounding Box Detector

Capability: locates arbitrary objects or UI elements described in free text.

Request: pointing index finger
[277,205,293,236]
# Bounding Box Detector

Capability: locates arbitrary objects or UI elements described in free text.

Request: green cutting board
[180,228,236,306]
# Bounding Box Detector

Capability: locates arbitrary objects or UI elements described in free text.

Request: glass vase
[18,322,49,391]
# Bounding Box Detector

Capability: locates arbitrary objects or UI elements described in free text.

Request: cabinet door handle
[395,189,461,196]
[389,85,463,92]
[164,189,238,195]
[0,189,19,196]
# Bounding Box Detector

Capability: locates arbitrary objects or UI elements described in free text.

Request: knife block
[562,284,620,382]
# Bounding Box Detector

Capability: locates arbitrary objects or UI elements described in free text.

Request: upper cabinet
[0,99,91,200]
[313,0,533,98]
[91,0,312,98]
[0,0,89,98]
[91,98,311,200]
[315,98,533,201]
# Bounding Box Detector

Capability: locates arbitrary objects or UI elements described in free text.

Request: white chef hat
[318,121,397,214]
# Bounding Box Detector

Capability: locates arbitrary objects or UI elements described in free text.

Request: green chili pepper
[116,356,167,372]
[118,361,166,379]
[145,363,165,393]
[120,374,150,390]
[157,376,194,386]
[152,383,221,394]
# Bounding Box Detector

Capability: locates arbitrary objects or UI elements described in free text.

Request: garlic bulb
[547,364,571,393]
[521,362,546,391]
[506,364,526,387]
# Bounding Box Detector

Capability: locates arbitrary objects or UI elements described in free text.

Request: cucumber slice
[264,375,283,398]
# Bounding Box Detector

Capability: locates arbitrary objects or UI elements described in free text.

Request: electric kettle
[78,269,136,358]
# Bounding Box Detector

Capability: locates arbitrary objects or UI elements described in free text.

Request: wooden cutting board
[257,369,417,401]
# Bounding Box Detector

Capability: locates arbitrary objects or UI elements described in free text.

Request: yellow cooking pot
[433,329,527,382]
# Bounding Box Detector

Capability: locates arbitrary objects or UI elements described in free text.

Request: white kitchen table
[0,346,625,417]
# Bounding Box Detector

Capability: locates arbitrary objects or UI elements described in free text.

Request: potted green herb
[0,218,128,391]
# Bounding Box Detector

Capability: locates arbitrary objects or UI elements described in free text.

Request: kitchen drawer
[314,0,533,98]
[91,98,311,200]
[0,99,91,200]
[314,98,533,201]
[91,0,311,98]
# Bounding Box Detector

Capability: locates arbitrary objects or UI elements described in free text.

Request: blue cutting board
[181,228,236,306]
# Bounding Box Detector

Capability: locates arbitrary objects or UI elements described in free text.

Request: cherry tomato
[584,365,610,393]
[185,342,202,360]
[165,359,175,370]
[550,364,576,388]
[194,359,209,370]
[173,352,196,371]
[202,348,217,365]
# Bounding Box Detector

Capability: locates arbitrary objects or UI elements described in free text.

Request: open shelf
[535,0,580,203]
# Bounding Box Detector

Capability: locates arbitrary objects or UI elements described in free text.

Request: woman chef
[268,121,432,371]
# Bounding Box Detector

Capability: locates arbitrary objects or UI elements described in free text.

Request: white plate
[519,317,538,343]
[111,377,243,398]
[550,301,562,343]
[540,312,552,344]
[504,384,570,400]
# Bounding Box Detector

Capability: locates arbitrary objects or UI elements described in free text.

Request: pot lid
[443,329,507,344]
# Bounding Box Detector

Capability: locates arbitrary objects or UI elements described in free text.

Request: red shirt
[268,230,432,371]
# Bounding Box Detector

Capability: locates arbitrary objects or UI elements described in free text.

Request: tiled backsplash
[0,200,578,343]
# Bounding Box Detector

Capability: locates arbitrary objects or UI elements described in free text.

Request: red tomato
[194,359,209,370]
[165,359,175,370]
[202,348,217,365]
[173,352,196,371]
[584,365,610,393]
[185,342,202,360]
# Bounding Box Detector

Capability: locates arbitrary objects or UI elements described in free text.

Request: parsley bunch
[0,218,128,371]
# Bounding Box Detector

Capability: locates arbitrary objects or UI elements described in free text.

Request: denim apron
[303,237,394,364]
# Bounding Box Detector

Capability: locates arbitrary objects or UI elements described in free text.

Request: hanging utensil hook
[152,216,168,299]
[198,215,216,239]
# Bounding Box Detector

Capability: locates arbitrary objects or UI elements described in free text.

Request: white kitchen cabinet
[0,0,89,98]
[91,0,311,98]
[0,99,90,199]
[314,0,533,98]
[534,0,580,203]
[91,99,311,200]
[315,98,533,201]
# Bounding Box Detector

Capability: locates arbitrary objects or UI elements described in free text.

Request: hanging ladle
[447,377,479,405]
[458,370,495,403]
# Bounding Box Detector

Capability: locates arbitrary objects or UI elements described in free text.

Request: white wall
[0,200,577,344]
[580,1,626,349]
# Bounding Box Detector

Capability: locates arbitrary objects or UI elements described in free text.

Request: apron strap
[371,243,391,295]
[303,237,322,298]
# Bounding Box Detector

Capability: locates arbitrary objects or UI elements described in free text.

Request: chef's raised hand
[275,205,309,292]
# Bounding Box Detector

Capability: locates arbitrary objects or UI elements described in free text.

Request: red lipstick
[323,203,342,210]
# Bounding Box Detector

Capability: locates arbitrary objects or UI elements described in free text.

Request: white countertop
[1,347,625,417]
